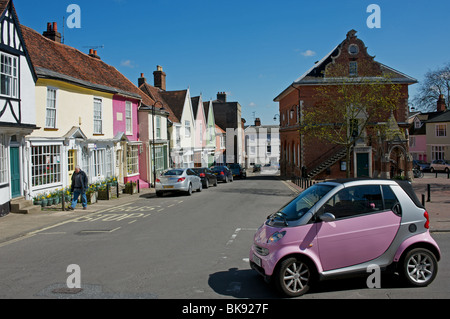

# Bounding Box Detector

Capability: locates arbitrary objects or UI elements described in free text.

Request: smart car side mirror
[320,212,336,222]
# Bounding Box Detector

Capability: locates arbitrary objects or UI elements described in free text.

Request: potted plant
[42,193,52,206]
[40,195,48,207]
[124,181,137,194]
[86,185,98,204]
[52,190,60,205]
[97,182,111,200]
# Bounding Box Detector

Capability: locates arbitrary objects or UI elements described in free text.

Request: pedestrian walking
[67,165,88,211]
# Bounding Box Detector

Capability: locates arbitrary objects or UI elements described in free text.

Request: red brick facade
[275,30,416,180]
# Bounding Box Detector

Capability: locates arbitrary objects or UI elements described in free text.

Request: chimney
[88,49,101,60]
[153,65,166,91]
[217,92,227,102]
[138,73,147,88]
[437,94,447,112]
[43,22,62,43]
[255,118,261,127]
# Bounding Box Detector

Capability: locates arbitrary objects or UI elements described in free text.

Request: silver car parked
[155,168,202,197]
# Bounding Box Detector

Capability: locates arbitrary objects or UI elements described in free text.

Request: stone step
[10,197,42,215]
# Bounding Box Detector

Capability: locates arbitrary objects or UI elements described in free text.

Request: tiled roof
[0,0,9,14]
[139,82,179,123]
[159,90,188,123]
[20,24,154,106]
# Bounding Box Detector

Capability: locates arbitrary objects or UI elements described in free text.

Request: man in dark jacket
[68,165,89,210]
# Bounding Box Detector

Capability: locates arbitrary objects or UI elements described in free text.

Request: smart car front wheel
[275,257,314,297]
[402,248,438,287]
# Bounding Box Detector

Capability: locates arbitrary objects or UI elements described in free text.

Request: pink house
[192,96,208,167]
[113,94,150,187]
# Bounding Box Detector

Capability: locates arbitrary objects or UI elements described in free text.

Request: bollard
[422,194,425,207]
[137,180,140,193]
[107,184,110,200]
[427,184,431,202]
[116,183,119,198]
[62,194,65,211]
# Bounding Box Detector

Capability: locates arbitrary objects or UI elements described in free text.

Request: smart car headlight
[267,231,286,244]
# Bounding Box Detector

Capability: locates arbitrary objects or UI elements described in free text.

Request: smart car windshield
[269,184,334,225]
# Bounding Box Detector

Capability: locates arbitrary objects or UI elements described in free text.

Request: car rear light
[424,211,430,229]
[177,177,186,182]
[220,171,224,175]
[155,178,161,183]
[200,173,205,177]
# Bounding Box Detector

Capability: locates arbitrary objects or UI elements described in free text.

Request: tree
[413,63,450,112]
[299,62,403,178]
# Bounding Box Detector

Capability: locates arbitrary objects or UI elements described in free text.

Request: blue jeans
[71,190,87,209]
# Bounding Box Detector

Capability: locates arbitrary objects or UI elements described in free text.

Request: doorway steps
[10,197,41,215]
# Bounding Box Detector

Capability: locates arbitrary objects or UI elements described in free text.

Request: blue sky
[14,0,450,125]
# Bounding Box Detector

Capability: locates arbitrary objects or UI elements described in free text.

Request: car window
[164,170,183,176]
[270,184,334,224]
[321,185,383,220]
[186,169,194,176]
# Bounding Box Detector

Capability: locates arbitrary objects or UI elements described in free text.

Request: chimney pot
[43,22,62,43]
[153,65,166,91]
[138,73,147,87]
[437,94,447,112]
[255,118,261,126]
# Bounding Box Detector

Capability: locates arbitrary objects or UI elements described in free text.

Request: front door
[68,150,77,183]
[10,147,21,198]
[356,153,369,177]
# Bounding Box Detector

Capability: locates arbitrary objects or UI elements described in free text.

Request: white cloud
[120,59,135,68]
[301,50,316,57]
[249,102,256,107]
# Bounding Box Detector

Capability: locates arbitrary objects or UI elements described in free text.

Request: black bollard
[427,184,431,202]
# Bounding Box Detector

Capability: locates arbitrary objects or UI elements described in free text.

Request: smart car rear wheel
[402,248,438,287]
[275,257,313,297]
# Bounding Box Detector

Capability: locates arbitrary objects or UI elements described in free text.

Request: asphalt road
[0,174,449,301]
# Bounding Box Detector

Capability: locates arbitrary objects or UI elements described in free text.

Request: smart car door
[316,185,401,271]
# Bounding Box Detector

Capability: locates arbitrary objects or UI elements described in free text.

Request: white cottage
[0,0,38,216]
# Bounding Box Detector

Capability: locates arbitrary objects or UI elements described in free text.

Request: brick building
[274,30,417,180]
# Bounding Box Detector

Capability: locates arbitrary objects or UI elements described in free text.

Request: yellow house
[22,23,147,197]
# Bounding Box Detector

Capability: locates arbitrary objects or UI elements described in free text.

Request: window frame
[31,144,62,188]
[0,134,8,185]
[435,124,447,137]
[125,101,133,135]
[93,97,103,134]
[45,87,58,129]
[0,52,18,99]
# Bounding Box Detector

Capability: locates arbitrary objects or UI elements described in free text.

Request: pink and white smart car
[249,179,441,297]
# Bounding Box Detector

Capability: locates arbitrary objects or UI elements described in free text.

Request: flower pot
[47,198,53,206]
[40,199,48,207]
[87,191,98,204]
[97,189,111,200]
[53,196,60,205]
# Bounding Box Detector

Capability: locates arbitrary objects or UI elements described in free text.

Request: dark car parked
[228,163,247,179]
[192,167,218,188]
[212,166,233,183]
[413,160,430,172]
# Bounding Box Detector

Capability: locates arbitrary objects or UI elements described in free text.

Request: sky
[14,0,450,125]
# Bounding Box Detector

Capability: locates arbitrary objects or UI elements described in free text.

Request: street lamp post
[152,101,165,187]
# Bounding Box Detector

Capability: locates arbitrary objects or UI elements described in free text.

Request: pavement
[0,174,449,247]
[0,187,155,245]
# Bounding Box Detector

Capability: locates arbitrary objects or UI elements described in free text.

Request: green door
[10,147,21,198]
[356,153,369,177]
